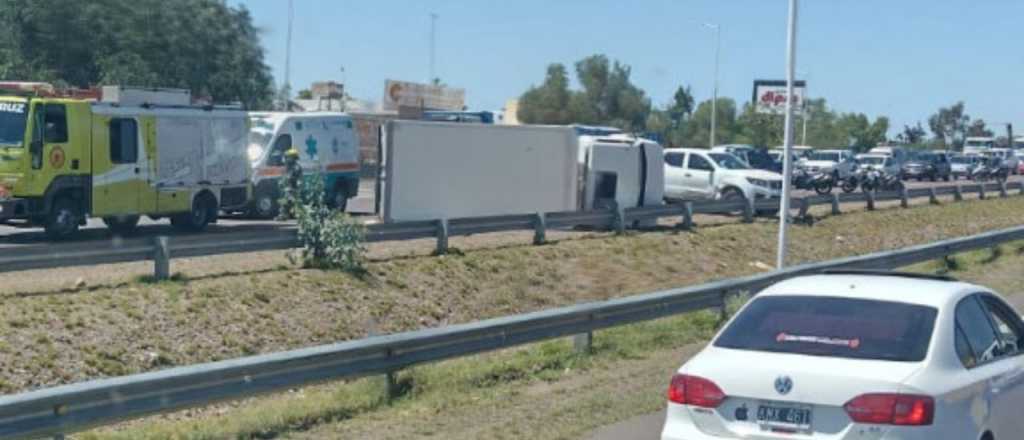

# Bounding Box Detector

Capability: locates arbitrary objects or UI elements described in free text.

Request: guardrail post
[798,198,810,220]
[573,331,593,354]
[899,187,909,208]
[830,193,841,215]
[435,218,449,255]
[532,212,547,245]
[678,202,694,230]
[613,206,627,234]
[954,184,963,201]
[718,291,730,324]
[999,181,1008,198]
[866,191,876,211]
[153,236,170,281]
[928,187,939,205]
[978,184,986,200]
[742,197,755,223]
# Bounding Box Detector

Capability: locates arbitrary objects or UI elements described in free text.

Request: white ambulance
[246,112,360,218]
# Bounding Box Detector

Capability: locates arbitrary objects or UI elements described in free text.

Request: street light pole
[777,0,799,269]
[283,0,294,110]
[429,13,438,83]
[704,23,721,148]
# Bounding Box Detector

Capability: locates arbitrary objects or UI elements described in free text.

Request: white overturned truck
[377,121,663,223]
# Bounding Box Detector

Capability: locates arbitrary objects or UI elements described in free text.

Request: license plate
[757,405,812,428]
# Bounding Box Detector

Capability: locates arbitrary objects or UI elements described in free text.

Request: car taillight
[844,393,934,426]
[667,374,726,408]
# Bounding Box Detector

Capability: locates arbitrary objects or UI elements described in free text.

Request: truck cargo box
[381,121,579,222]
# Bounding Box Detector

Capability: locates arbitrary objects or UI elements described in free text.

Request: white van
[246,112,360,218]
[867,146,908,166]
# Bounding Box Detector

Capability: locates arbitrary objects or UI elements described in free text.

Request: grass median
[88,238,1024,440]
[0,195,1019,437]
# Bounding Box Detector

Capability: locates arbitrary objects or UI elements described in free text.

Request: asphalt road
[0,174,1018,249]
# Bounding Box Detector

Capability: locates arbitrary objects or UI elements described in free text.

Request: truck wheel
[251,188,279,219]
[172,194,215,232]
[103,215,140,234]
[45,197,80,240]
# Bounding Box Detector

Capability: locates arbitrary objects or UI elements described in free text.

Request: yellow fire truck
[0,84,250,238]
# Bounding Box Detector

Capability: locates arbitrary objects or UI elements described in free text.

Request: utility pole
[430,13,438,84]
[283,0,294,110]
[777,0,799,269]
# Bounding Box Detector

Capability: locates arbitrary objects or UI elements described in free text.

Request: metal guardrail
[0,181,1020,280]
[2,223,1024,439]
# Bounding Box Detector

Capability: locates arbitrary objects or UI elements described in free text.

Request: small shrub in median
[285,171,366,272]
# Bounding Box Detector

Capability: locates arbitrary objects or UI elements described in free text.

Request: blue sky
[233,0,1024,135]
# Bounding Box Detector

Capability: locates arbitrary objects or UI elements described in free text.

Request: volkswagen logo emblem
[774,376,793,395]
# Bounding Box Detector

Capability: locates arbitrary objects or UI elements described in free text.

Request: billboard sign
[383,80,466,111]
[752,80,806,115]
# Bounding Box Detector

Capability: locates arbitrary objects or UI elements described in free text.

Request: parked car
[711,145,780,172]
[901,152,952,181]
[950,154,981,180]
[855,154,900,176]
[663,148,783,203]
[660,271,1024,440]
[798,149,857,180]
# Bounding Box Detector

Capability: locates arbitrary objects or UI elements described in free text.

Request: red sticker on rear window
[776,332,861,349]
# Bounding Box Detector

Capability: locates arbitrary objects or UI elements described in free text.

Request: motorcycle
[860,168,904,193]
[841,166,866,193]
[969,160,1009,183]
[792,168,834,195]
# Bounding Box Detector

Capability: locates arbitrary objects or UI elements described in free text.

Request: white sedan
[661,271,1024,440]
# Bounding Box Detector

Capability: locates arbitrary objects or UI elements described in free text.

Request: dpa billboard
[752,79,806,115]
[383,80,466,111]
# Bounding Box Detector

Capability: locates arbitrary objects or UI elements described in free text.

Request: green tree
[685,98,737,147]
[518,55,651,131]
[645,109,671,141]
[0,0,274,108]
[736,102,783,147]
[296,89,313,100]
[928,102,970,149]
[966,118,993,137]
[573,55,651,130]
[518,64,572,125]
[897,122,927,145]
[667,85,695,127]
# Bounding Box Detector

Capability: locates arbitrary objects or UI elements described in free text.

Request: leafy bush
[286,172,366,272]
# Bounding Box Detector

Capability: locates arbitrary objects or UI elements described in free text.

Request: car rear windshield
[714,295,937,362]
